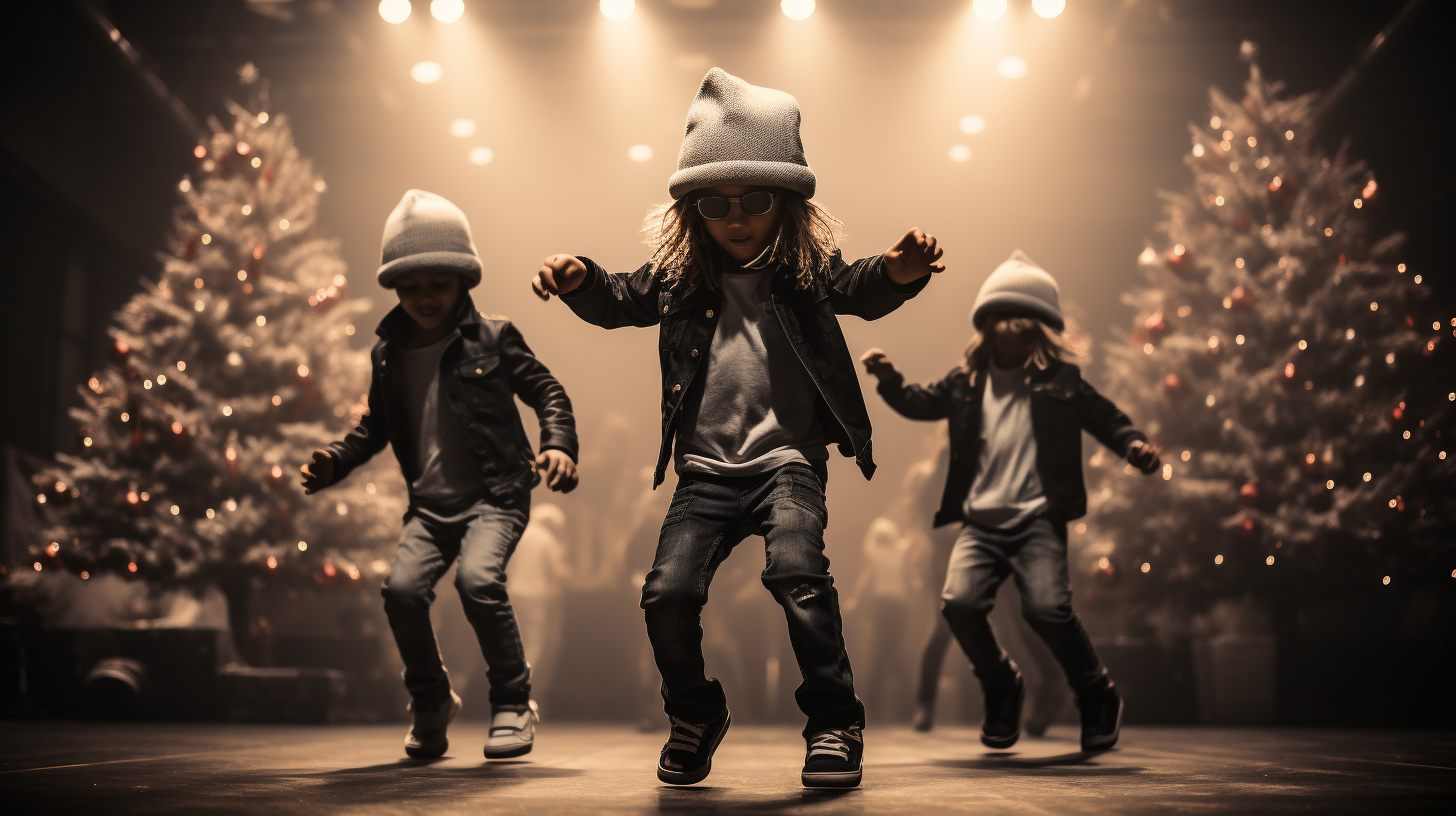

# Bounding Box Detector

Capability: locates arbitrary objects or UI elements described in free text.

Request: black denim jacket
[876,359,1146,526]
[562,249,927,487]
[324,294,578,499]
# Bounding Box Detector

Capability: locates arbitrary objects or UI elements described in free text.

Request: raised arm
[861,348,954,421]
[828,228,944,320]
[534,254,664,330]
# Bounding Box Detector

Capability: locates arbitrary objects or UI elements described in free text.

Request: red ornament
[1239,482,1259,503]
[184,238,199,259]
[109,340,131,368]
[1239,517,1259,539]
[1267,175,1297,209]
[267,463,288,490]
[1235,214,1251,231]
[261,164,275,184]
[1230,286,1255,308]
[1094,556,1118,587]
[1162,373,1185,396]
[1165,244,1191,269]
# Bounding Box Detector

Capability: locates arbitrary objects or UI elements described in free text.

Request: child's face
[695,184,781,265]
[984,315,1039,365]
[393,269,462,331]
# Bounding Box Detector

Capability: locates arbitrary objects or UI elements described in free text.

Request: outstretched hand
[532,255,588,302]
[536,449,578,493]
[300,449,334,494]
[859,348,900,382]
[1126,439,1163,475]
[883,228,945,285]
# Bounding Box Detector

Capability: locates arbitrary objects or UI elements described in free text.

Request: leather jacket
[876,359,1145,526]
[325,295,577,499]
[562,249,927,487]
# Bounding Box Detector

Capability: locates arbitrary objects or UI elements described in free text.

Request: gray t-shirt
[397,335,483,502]
[675,268,827,477]
[963,363,1049,528]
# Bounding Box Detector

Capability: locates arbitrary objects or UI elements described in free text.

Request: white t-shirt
[962,362,1049,528]
[396,336,483,502]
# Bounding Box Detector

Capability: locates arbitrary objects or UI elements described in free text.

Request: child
[300,190,579,760]
[530,68,944,788]
[860,250,1160,753]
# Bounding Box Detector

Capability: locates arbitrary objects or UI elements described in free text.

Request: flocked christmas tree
[28,67,405,661]
[1078,44,1455,628]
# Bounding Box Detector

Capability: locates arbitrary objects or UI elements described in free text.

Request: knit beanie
[970,250,1064,331]
[667,68,816,200]
[376,189,483,289]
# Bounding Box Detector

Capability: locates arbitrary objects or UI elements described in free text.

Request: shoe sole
[980,730,1020,749]
[657,712,731,785]
[802,769,862,789]
[1081,696,1123,752]
[484,742,533,759]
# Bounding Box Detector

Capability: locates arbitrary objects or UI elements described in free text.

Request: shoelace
[807,728,860,761]
[665,716,707,753]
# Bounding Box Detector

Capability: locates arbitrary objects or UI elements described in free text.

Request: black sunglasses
[694,190,778,220]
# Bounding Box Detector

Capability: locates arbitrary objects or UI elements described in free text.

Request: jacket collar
[375,292,481,344]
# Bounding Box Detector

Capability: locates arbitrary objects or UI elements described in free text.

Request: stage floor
[1,721,1452,814]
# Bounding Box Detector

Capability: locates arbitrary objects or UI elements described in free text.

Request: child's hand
[532,255,588,301]
[883,228,945,285]
[859,348,900,382]
[536,449,578,493]
[1126,439,1162,475]
[300,449,334,494]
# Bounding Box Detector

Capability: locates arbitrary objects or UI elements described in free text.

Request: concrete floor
[1,721,1452,814]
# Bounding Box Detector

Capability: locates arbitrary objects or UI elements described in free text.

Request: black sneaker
[403,690,461,759]
[801,726,863,788]
[980,672,1024,749]
[657,709,731,785]
[1078,683,1123,752]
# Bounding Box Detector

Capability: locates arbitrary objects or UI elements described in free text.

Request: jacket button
[381,359,387,366]
[662,304,669,314]
[705,309,714,318]
[690,349,698,357]
[673,383,681,392]
[475,368,483,375]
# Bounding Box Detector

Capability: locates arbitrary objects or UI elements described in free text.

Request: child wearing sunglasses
[860,251,1161,754]
[532,68,944,788]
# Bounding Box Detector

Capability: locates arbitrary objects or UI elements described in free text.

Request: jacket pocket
[455,354,511,410]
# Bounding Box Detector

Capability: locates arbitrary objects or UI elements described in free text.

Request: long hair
[962,316,1085,379]
[641,190,843,293]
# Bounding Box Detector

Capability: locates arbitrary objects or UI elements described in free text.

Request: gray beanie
[970,250,1064,330]
[668,68,816,200]
[376,189,483,288]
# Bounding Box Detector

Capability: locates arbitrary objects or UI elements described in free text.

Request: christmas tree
[26,67,405,661]
[1078,44,1455,629]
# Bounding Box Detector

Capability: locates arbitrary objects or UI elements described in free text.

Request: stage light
[959,114,986,135]
[996,56,1027,79]
[379,0,411,24]
[949,145,971,162]
[449,118,477,137]
[430,0,463,23]
[1032,0,1065,18]
[411,61,443,84]
[628,144,654,162]
[600,0,634,21]
[468,146,494,165]
[973,0,1007,21]
[781,0,815,20]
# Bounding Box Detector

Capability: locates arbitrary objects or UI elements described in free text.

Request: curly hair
[641,190,843,293]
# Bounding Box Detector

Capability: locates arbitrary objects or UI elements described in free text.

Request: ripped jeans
[640,462,865,737]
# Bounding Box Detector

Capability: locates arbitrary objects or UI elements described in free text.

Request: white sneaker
[404,690,462,759]
[485,699,539,759]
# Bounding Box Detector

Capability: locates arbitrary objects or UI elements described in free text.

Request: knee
[455,568,507,603]
[640,568,703,612]
[940,591,993,622]
[380,578,430,611]
[1021,593,1075,626]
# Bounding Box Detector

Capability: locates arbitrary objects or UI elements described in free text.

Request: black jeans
[641,462,865,737]
[381,493,532,707]
[940,516,1110,697]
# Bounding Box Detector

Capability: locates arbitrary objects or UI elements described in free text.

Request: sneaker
[485,699,540,759]
[980,672,1024,749]
[802,726,863,788]
[404,690,462,759]
[1078,683,1123,752]
[656,709,731,785]
[911,702,934,732]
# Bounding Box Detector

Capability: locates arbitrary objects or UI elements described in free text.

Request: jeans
[641,462,864,737]
[940,516,1110,697]
[381,492,532,707]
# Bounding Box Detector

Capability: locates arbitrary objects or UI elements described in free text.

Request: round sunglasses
[694,190,778,220]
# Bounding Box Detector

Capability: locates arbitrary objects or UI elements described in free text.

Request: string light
[1266,556,1275,566]
[206,508,215,518]
[251,157,261,168]
[201,234,211,245]
[1140,562,1151,573]
[128,562,138,573]
[258,112,269,124]
[1181,450,1191,461]
[297,541,308,552]
[171,504,180,515]
[267,556,278,569]
[1363,472,1372,482]
[1382,575,1391,586]
[1326,480,1334,489]
[1214,554,1224,565]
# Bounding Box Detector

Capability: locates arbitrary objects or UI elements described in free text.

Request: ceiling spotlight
[468,147,494,165]
[1032,0,1066,19]
[959,114,986,135]
[781,0,816,20]
[378,0,411,24]
[600,0,634,21]
[973,0,1007,21]
[430,0,464,23]
[411,61,443,84]
[628,144,654,162]
[449,118,477,138]
[949,145,972,163]
[996,56,1028,79]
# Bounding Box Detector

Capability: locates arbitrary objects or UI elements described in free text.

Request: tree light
[973,0,1007,21]
[298,541,308,552]
[411,61,443,84]
[430,0,463,23]
[781,0,815,20]
[379,0,411,24]
[1032,0,1065,18]
[600,0,634,21]
[1140,562,1151,573]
